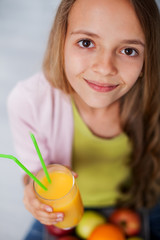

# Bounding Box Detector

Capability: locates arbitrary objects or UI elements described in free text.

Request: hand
[65,166,78,178]
[23,176,64,226]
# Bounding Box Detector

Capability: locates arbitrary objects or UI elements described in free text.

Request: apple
[58,236,80,240]
[45,225,74,237]
[109,208,141,236]
[75,210,106,239]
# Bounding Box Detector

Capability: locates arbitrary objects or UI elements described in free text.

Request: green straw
[30,132,51,184]
[0,154,47,191]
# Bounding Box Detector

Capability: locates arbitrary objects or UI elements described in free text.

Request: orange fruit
[88,223,125,240]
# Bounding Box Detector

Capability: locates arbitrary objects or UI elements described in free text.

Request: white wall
[0,1,60,239]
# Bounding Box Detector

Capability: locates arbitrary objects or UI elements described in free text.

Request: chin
[84,96,119,110]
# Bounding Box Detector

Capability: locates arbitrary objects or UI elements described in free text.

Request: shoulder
[7,72,72,126]
[8,72,69,112]
[8,72,52,103]
[7,73,71,121]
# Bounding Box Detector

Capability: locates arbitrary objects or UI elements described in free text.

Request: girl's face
[64,0,145,109]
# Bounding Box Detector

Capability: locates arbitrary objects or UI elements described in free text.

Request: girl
[8,0,160,239]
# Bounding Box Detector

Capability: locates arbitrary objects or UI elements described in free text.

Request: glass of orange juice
[33,164,84,229]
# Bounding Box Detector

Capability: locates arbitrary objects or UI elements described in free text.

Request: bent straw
[30,132,51,184]
[0,154,48,191]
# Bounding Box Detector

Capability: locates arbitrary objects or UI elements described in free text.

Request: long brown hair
[43,0,76,93]
[43,0,160,208]
[119,0,160,208]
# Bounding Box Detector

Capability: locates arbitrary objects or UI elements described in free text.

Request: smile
[84,79,119,93]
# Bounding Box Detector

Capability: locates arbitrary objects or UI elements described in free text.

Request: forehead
[67,0,145,41]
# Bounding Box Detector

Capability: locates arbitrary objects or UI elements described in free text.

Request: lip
[84,79,119,92]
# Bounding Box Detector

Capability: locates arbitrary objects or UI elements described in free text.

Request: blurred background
[0,0,160,239]
[0,0,60,239]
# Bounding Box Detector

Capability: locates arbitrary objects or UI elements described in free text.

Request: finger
[33,208,64,220]
[40,204,53,213]
[39,218,58,226]
[30,197,43,210]
[23,197,46,214]
[39,214,64,226]
[71,171,78,178]
[36,212,64,225]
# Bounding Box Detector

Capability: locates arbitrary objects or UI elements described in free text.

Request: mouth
[84,79,119,93]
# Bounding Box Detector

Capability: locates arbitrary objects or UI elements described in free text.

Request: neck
[72,93,122,138]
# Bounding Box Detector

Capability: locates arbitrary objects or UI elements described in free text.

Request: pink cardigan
[7,73,74,173]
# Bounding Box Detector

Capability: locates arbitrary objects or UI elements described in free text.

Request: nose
[91,50,118,76]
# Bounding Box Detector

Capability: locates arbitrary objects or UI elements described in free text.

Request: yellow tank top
[72,101,132,207]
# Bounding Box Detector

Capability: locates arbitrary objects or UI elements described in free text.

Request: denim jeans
[149,201,160,240]
[23,220,56,240]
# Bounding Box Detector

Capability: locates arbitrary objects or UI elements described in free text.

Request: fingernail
[46,207,52,212]
[57,213,63,218]
[57,218,63,222]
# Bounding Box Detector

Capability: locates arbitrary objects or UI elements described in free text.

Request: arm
[7,75,64,225]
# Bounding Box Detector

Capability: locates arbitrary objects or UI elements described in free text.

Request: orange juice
[34,164,84,229]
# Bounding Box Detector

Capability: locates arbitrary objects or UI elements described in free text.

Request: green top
[72,101,132,207]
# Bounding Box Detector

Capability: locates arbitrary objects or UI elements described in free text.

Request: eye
[121,48,138,57]
[77,39,94,48]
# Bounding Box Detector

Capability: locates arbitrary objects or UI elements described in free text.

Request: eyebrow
[71,30,100,39]
[120,39,145,47]
[71,30,145,47]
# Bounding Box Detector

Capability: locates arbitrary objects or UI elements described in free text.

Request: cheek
[120,59,144,86]
[64,48,87,79]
